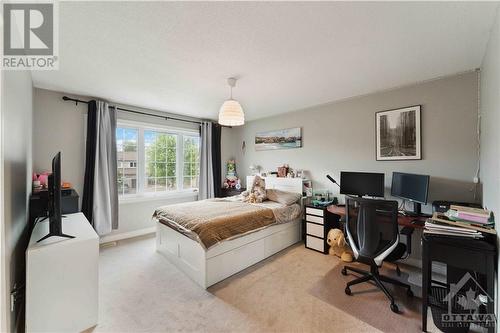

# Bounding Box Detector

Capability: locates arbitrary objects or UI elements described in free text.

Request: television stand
[37,233,75,243]
[26,212,98,332]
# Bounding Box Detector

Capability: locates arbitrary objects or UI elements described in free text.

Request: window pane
[123,178,137,195]
[183,162,191,176]
[167,177,177,191]
[183,136,200,189]
[145,177,156,192]
[156,178,167,192]
[116,127,138,196]
[167,148,176,164]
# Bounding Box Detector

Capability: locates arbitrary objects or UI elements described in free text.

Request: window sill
[119,191,199,205]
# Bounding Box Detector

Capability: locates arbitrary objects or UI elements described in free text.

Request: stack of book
[424,205,496,239]
[447,205,494,228]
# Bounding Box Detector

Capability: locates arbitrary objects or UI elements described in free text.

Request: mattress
[153,198,301,249]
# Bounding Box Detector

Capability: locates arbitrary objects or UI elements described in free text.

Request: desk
[327,204,427,229]
[422,233,496,332]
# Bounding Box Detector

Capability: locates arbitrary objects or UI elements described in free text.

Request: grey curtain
[199,121,214,199]
[92,101,119,235]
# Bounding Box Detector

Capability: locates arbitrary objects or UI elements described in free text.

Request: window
[116,123,200,198]
[183,136,200,190]
[116,127,138,195]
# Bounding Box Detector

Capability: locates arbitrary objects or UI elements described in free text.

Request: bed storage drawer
[306,235,325,253]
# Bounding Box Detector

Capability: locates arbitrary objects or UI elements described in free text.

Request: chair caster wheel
[345,287,352,296]
[341,268,347,276]
[390,303,399,313]
[407,289,414,298]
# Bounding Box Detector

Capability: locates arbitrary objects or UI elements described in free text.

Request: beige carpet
[90,235,439,332]
[310,263,421,333]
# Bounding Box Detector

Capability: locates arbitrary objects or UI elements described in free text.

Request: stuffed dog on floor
[327,228,353,262]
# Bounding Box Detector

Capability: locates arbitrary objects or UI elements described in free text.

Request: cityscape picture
[255,127,302,151]
[376,105,421,160]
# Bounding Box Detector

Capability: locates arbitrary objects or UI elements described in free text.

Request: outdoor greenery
[145,134,200,189]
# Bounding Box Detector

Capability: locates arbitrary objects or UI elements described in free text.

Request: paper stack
[424,218,484,239]
[424,210,496,239]
[447,205,494,228]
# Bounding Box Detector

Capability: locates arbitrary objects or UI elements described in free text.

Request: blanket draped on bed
[153,199,277,249]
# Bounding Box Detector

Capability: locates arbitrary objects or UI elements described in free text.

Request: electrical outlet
[473,177,479,184]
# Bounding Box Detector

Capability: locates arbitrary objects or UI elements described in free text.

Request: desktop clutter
[424,205,495,239]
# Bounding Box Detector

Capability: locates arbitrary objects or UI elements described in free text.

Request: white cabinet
[26,212,99,332]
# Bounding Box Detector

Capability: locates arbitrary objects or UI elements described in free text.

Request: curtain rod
[62,96,208,126]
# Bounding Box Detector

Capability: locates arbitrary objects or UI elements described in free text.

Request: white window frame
[116,119,200,202]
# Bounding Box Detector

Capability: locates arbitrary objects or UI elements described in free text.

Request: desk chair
[342,196,413,313]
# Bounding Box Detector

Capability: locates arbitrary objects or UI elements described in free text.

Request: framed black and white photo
[376,105,421,161]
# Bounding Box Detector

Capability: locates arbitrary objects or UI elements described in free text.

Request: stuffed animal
[242,175,267,203]
[327,228,353,262]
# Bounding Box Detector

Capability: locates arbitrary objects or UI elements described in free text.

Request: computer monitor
[391,172,430,216]
[340,172,385,198]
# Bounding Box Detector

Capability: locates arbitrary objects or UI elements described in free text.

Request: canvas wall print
[255,127,302,151]
[376,105,421,160]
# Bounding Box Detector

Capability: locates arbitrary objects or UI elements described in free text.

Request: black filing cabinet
[304,204,341,254]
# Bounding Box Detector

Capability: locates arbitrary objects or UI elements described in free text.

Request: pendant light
[218,77,245,126]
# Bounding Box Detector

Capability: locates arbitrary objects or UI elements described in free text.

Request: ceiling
[32,2,499,121]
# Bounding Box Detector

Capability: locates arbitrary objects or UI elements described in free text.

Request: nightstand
[304,204,341,254]
[219,187,246,198]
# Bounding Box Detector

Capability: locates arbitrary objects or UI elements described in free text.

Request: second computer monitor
[391,172,430,215]
[340,172,385,198]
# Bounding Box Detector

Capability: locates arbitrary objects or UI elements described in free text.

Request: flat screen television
[37,152,74,242]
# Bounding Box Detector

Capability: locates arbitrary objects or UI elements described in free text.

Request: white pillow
[266,189,302,206]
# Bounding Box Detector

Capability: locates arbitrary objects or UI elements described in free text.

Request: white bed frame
[156,176,304,289]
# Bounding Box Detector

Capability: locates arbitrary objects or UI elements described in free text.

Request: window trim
[116,120,200,201]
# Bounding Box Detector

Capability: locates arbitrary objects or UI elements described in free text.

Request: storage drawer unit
[304,204,341,254]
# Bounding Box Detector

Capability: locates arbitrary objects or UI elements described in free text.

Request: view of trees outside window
[183,136,200,189]
[116,125,200,196]
[145,131,178,192]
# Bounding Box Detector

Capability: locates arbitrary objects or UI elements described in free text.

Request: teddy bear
[327,228,353,262]
[242,175,267,203]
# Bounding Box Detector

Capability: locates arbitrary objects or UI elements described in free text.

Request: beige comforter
[153,199,277,249]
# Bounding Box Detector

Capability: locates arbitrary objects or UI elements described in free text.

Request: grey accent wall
[33,89,87,205]
[32,88,198,238]
[224,72,480,213]
[480,6,500,217]
[2,70,33,331]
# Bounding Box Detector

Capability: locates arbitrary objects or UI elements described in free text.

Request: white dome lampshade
[219,78,245,126]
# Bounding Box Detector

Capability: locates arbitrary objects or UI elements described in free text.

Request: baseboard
[99,227,156,244]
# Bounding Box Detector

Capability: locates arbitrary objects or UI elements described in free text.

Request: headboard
[246,176,303,195]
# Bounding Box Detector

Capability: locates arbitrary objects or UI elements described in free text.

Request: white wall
[1,70,33,332]
[224,72,480,212]
[480,6,500,217]
[32,88,199,239]
[479,5,500,330]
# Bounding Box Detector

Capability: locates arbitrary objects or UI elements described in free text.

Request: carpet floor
[90,234,441,332]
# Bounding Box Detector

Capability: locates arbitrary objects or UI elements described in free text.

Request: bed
[154,176,304,289]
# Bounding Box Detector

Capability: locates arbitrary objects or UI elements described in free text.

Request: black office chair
[342,196,413,313]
